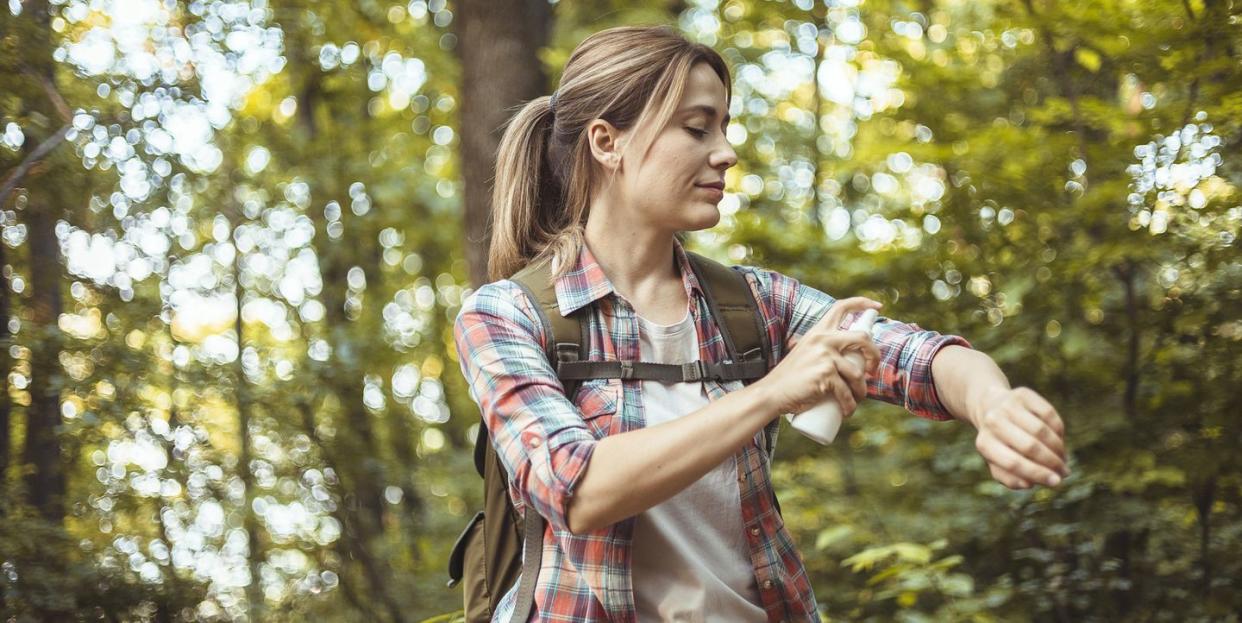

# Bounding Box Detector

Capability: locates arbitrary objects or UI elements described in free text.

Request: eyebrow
[681,104,730,127]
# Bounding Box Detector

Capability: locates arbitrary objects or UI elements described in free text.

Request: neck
[583,197,679,299]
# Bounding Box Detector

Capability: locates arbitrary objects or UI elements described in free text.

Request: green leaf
[1074,47,1101,72]
[815,525,854,550]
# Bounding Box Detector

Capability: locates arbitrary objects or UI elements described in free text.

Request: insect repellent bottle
[786,308,879,445]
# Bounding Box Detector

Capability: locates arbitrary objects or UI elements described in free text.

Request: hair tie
[549,90,558,116]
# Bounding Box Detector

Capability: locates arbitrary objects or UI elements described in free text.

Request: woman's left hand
[972,387,1070,489]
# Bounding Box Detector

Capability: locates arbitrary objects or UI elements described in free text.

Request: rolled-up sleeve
[452,280,597,532]
[746,267,972,421]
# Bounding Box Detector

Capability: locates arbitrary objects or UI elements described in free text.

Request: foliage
[697,0,1241,620]
[0,0,1238,621]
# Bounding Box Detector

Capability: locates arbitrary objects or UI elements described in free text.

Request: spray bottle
[785,308,879,445]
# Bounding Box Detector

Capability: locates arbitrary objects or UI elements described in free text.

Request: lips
[696,182,724,202]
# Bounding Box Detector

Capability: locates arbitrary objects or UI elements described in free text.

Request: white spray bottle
[785,308,879,445]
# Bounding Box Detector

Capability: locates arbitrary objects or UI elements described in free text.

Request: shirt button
[762,579,774,590]
[749,527,760,536]
[527,437,541,448]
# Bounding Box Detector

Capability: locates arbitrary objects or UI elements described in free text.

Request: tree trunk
[156,284,185,623]
[23,200,65,522]
[292,64,399,618]
[298,398,405,623]
[230,204,265,621]
[1195,477,1215,598]
[454,0,553,287]
[1115,260,1141,419]
[10,0,67,526]
[318,251,386,534]
[294,68,388,537]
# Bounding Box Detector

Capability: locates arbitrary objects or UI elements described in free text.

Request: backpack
[446,251,782,622]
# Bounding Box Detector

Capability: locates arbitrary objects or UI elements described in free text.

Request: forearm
[930,345,1011,428]
[566,382,778,533]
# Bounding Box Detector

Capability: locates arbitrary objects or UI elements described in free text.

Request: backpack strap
[510,257,590,397]
[684,252,781,464]
[470,255,583,476]
[503,256,586,623]
[555,359,766,383]
[450,256,566,616]
[546,253,771,390]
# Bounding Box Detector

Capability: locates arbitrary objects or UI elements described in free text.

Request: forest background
[1,0,1239,621]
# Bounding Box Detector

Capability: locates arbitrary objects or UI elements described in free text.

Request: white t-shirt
[630,310,766,622]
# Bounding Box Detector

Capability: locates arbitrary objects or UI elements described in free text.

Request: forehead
[676,63,728,114]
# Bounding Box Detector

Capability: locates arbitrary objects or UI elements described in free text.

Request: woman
[453,25,1069,622]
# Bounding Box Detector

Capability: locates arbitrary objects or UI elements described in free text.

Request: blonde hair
[487,25,732,282]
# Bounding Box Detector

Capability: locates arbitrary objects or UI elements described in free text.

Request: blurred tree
[0,0,221,618]
[453,0,553,287]
[12,0,70,526]
[0,1,1237,621]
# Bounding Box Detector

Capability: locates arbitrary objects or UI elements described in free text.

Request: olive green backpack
[447,251,781,622]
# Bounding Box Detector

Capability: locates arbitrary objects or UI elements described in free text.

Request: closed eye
[685,127,708,138]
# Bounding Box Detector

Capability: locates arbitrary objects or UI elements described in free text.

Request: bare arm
[566,297,881,534]
[930,344,1011,427]
[931,345,1071,489]
[566,381,777,533]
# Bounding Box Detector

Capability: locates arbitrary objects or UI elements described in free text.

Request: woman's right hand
[756,297,884,417]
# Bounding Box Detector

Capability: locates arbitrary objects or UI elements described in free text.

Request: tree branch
[0,124,70,209]
[20,65,73,123]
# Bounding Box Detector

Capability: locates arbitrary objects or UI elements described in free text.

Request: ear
[585,118,626,171]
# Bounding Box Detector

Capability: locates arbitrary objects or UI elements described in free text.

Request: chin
[687,204,721,230]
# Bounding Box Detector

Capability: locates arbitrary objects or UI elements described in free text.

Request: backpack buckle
[554,343,580,372]
[741,347,764,362]
[619,360,635,380]
[681,361,706,382]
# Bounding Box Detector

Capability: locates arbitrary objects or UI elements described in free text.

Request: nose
[711,133,737,170]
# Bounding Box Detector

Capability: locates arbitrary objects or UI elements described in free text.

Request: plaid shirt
[452,239,971,622]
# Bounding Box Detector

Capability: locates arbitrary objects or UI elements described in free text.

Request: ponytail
[488,96,576,281]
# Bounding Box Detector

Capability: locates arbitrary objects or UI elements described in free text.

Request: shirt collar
[553,237,704,318]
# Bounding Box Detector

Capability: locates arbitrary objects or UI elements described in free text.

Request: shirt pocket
[571,379,620,440]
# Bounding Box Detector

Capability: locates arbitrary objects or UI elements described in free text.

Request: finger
[990,413,1068,477]
[1008,407,1068,465]
[794,300,882,351]
[817,332,880,400]
[830,351,866,402]
[978,432,1063,487]
[810,297,883,337]
[988,464,1033,490]
[825,373,857,416]
[1014,387,1064,437]
[1010,389,1069,471]
[823,330,873,353]
[824,330,881,377]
